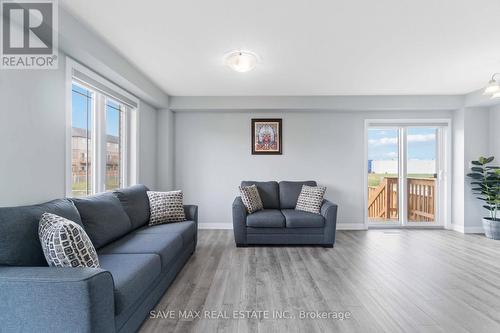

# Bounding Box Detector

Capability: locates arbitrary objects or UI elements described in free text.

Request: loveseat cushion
[282,209,325,228]
[113,184,150,230]
[241,181,280,209]
[134,221,196,246]
[246,209,285,228]
[72,193,132,249]
[279,181,317,209]
[99,253,161,315]
[98,233,183,269]
[0,199,82,266]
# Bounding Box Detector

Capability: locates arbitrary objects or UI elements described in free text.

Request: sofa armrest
[184,205,198,248]
[184,205,198,223]
[0,267,115,333]
[321,200,338,245]
[232,197,247,246]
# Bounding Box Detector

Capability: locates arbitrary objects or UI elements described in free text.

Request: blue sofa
[232,181,338,247]
[0,185,197,333]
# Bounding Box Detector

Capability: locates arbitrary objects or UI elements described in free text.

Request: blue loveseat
[232,181,338,247]
[0,185,197,333]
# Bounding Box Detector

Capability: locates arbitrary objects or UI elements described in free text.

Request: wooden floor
[140,229,500,333]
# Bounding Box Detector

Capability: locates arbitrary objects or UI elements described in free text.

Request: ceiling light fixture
[483,73,500,96]
[224,50,258,73]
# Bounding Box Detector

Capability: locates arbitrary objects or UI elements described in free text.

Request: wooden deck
[368,176,435,222]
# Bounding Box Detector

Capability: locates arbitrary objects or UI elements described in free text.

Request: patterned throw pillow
[39,213,99,268]
[295,185,327,214]
[239,185,264,214]
[147,190,186,225]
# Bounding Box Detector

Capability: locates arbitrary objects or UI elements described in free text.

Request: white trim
[336,223,368,230]
[198,223,233,230]
[65,60,73,197]
[129,105,140,186]
[68,58,139,108]
[95,94,106,193]
[451,224,484,234]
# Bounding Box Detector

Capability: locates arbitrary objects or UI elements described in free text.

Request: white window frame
[65,58,140,197]
[363,119,452,230]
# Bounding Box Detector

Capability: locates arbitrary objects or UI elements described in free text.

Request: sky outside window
[368,128,436,160]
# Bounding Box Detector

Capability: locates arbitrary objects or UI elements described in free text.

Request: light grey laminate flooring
[140,229,500,333]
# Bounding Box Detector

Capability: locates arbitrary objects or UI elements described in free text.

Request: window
[68,61,138,197]
[71,84,93,196]
[105,99,124,191]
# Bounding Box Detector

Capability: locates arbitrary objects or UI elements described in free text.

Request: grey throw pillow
[39,213,99,268]
[147,190,186,225]
[239,185,264,214]
[295,185,326,214]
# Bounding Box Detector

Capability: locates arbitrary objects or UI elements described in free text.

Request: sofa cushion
[241,181,280,209]
[113,184,150,230]
[99,253,161,315]
[246,209,285,228]
[39,213,99,268]
[247,226,324,234]
[72,193,132,249]
[98,233,183,269]
[0,199,82,266]
[134,221,196,246]
[282,209,325,228]
[279,181,317,209]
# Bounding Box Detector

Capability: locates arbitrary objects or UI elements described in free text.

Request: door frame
[363,119,452,229]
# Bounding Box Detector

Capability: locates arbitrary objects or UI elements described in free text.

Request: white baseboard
[451,224,484,234]
[336,223,368,230]
[198,223,232,229]
[198,222,368,230]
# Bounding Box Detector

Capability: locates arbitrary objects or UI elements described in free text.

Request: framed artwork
[251,118,282,155]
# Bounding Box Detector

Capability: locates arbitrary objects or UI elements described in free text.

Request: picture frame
[251,118,282,155]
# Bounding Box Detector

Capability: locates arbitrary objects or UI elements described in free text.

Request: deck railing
[368,176,435,222]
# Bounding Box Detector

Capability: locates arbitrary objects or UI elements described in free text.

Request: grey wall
[156,109,175,191]
[0,8,166,206]
[174,110,452,228]
[452,106,496,233]
[0,53,160,206]
[452,108,465,230]
[490,105,500,159]
[0,57,67,206]
[138,102,159,189]
[463,108,490,230]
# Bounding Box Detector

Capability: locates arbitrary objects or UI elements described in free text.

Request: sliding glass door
[406,128,438,224]
[367,124,445,227]
[367,128,400,224]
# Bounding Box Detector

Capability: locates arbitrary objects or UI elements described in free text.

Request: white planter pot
[483,218,500,240]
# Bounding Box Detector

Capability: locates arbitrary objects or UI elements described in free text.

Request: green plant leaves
[469,156,500,219]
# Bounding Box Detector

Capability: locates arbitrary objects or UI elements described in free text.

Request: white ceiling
[61,0,500,96]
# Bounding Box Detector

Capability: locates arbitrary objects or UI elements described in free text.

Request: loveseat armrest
[232,197,248,246]
[321,200,338,246]
[184,205,198,223]
[0,267,115,333]
[184,205,198,248]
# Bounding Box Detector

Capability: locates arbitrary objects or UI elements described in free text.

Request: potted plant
[467,156,500,239]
